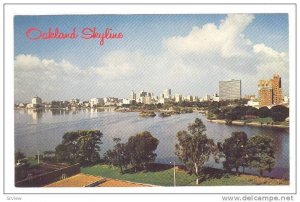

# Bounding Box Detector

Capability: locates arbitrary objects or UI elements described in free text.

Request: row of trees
[175,118,275,184]
[54,130,159,173]
[208,104,289,122]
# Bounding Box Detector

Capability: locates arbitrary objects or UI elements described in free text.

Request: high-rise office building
[258,80,273,106]
[163,89,171,99]
[219,79,241,100]
[129,90,136,101]
[272,74,283,105]
[175,94,182,102]
[258,74,283,106]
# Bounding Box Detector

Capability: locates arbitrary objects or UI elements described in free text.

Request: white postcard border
[3,3,297,194]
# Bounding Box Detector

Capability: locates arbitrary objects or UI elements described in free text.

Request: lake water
[15,109,289,179]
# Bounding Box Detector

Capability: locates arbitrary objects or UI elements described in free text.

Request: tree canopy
[105,132,159,173]
[126,131,159,171]
[257,107,272,118]
[55,130,103,165]
[175,118,216,184]
[221,131,248,174]
[104,138,129,174]
[247,135,275,176]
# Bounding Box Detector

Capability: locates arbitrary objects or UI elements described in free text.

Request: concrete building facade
[219,79,241,100]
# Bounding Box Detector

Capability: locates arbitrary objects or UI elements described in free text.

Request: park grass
[241,117,273,124]
[81,164,289,186]
[27,157,39,167]
[239,117,288,127]
[199,174,288,186]
[81,164,196,186]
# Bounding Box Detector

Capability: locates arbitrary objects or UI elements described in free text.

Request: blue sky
[14,14,289,102]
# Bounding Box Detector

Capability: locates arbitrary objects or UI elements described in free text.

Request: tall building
[185,95,193,102]
[219,79,241,100]
[258,80,273,106]
[163,89,171,99]
[272,74,283,105]
[139,90,147,98]
[129,90,136,101]
[175,94,182,103]
[258,74,283,106]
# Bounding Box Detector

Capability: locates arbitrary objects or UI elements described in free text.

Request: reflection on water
[14,109,289,179]
[25,109,43,123]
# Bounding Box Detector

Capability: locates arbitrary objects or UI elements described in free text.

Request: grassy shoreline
[207,119,289,129]
[81,163,289,186]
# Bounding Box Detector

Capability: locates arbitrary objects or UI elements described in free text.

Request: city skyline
[14,14,289,103]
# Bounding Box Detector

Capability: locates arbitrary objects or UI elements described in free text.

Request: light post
[37,151,40,165]
[174,161,176,187]
[170,161,176,186]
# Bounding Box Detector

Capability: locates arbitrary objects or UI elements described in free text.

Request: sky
[14,14,289,103]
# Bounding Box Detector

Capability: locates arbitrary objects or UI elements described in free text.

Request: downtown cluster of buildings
[121,89,214,105]
[15,74,288,110]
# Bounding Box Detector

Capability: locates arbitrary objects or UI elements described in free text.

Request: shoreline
[207,119,289,129]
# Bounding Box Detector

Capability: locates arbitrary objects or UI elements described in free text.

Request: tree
[15,151,26,162]
[246,135,275,176]
[55,130,103,165]
[77,130,103,163]
[221,131,248,174]
[55,144,74,163]
[126,131,159,171]
[245,107,258,116]
[271,112,286,122]
[175,118,216,184]
[15,152,30,181]
[104,138,129,174]
[207,102,219,115]
[258,107,271,118]
[270,105,289,118]
[43,150,56,162]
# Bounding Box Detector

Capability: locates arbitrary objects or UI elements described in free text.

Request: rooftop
[45,173,154,187]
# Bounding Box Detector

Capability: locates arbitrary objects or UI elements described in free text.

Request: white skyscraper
[219,79,241,100]
[175,94,182,103]
[163,89,171,99]
[129,90,136,101]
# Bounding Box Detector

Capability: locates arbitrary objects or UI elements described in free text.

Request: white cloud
[253,43,288,81]
[93,51,147,79]
[15,54,41,70]
[164,14,254,58]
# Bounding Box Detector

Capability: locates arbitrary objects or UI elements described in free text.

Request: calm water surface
[15,109,289,178]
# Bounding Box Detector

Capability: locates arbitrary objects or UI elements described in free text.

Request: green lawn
[199,174,288,186]
[81,164,196,186]
[81,164,289,186]
[27,157,39,167]
[242,117,273,124]
[243,117,288,127]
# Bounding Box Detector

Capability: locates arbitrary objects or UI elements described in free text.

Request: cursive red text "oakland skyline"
[25,27,124,46]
